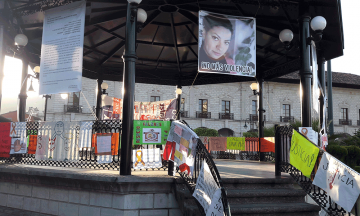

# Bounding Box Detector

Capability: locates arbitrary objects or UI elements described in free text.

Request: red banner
[27,135,38,154]
[260,138,275,153]
[0,123,11,158]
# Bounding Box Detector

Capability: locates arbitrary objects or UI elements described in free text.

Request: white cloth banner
[313,152,360,212]
[38,121,80,161]
[35,135,49,160]
[79,121,93,148]
[9,122,27,154]
[132,148,162,170]
[39,1,86,94]
[193,160,225,216]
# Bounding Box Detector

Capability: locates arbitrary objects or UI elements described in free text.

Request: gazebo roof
[4,0,344,86]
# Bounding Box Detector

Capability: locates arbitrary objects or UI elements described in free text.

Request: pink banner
[0,123,11,158]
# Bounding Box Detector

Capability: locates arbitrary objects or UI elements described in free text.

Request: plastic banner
[290,130,320,178]
[39,1,86,94]
[313,152,360,212]
[132,148,162,169]
[260,138,275,153]
[226,137,245,150]
[27,135,38,154]
[133,120,171,145]
[0,123,11,158]
[209,137,227,151]
[199,10,256,77]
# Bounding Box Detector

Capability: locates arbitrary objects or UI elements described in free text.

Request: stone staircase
[175,177,321,216]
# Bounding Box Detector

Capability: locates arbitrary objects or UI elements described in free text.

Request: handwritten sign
[209,137,227,151]
[290,130,320,178]
[226,137,245,150]
[193,160,224,216]
[313,152,360,212]
[96,134,112,155]
[0,123,11,158]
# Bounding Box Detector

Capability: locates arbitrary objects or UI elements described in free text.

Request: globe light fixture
[101,82,109,94]
[175,88,182,95]
[137,8,147,23]
[127,0,142,3]
[60,93,68,99]
[310,16,327,31]
[279,29,293,50]
[34,66,40,73]
[250,83,259,95]
[14,34,28,47]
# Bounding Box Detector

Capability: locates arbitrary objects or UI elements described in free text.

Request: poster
[102,96,177,121]
[299,127,318,145]
[38,121,80,161]
[132,148,162,169]
[0,123,11,158]
[92,133,120,164]
[192,160,225,216]
[290,130,320,178]
[9,122,27,154]
[39,1,86,95]
[209,137,227,151]
[166,121,199,176]
[79,121,93,148]
[226,137,245,150]
[260,138,275,153]
[27,135,38,155]
[313,152,360,212]
[133,120,171,145]
[96,134,112,155]
[35,135,49,160]
[198,10,256,77]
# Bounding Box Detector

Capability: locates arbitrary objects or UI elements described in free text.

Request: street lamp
[101,82,109,95]
[60,94,68,99]
[279,29,293,50]
[175,87,182,95]
[14,34,28,47]
[250,83,259,95]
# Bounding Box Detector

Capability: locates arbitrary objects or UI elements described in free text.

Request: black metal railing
[339,119,352,125]
[0,120,169,171]
[280,116,294,122]
[64,105,82,113]
[178,120,230,216]
[249,114,266,122]
[196,111,211,118]
[219,113,234,120]
[180,111,189,118]
[275,125,353,216]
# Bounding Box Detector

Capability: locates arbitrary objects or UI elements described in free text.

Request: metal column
[43,95,51,121]
[327,60,334,135]
[299,15,312,127]
[96,79,103,119]
[258,79,265,161]
[120,2,138,175]
[18,58,28,122]
[318,52,326,133]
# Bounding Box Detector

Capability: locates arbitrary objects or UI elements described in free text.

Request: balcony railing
[219,113,234,120]
[280,116,294,122]
[339,119,352,125]
[64,105,82,113]
[196,111,211,118]
[249,114,266,122]
[180,111,189,118]
[358,120,360,126]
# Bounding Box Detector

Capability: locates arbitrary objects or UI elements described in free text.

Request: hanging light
[101,82,109,95]
[28,80,35,92]
[279,29,293,50]
[137,8,147,23]
[310,16,327,31]
[250,83,259,95]
[14,34,28,47]
[175,88,182,95]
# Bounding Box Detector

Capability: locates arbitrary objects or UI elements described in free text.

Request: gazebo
[0,0,344,175]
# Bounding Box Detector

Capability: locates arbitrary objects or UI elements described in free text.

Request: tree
[193,128,219,137]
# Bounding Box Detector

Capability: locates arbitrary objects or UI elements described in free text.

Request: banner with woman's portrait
[199,11,256,77]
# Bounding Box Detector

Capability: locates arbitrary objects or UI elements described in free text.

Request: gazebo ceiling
[6,0,344,86]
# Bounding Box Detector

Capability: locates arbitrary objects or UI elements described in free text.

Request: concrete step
[222,177,295,190]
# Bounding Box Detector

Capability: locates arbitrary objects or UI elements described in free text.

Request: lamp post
[32,66,51,122]
[250,81,265,160]
[96,79,103,119]
[120,0,147,175]
[279,15,326,127]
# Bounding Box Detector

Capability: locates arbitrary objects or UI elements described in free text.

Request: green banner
[290,130,320,178]
[133,120,171,145]
[227,137,245,150]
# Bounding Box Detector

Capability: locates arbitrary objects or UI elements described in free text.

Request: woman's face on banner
[203,26,232,60]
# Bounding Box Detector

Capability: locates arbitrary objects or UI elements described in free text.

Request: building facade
[43,72,360,136]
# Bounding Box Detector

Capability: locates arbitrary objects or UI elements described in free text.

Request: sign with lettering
[132,148,162,169]
[0,123,11,158]
[193,160,225,216]
[313,152,360,212]
[209,137,227,151]
[133,120,170,145]
[226,137,245,150]
[260,138,275,153]
[290,130,320,178]
[39,1,86,94]
[299,127,318,146]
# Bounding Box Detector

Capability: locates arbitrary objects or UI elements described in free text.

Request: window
[199,99,208,112]
[150,96,160,102]
[222,100,230,113]
[283,104,291,117]
[181,98,185,111]
[68,92,80,106]
[341,108,348,120]
[252,100,257,114]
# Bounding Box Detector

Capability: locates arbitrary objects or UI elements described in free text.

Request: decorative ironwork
[64,105,83,113]
[219,113,234,120]
[177,120,230,216]
[280,116,294,122]
[180,111,189,118]
[339,119,352,126]
[196,111,211,119]
[276,125,352,216]
[249,114,266,122]
[0,120,169,171]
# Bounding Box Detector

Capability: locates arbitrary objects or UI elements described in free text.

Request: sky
[0,1,358,115]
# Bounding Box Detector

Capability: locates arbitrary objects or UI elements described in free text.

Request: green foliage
[264,126,275,137]
[243,131,258,138]
[312,118,320,133]
[193,128,218,137]
[343,146,360,168]
[326,145,348,163]
[290,119,302,131]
